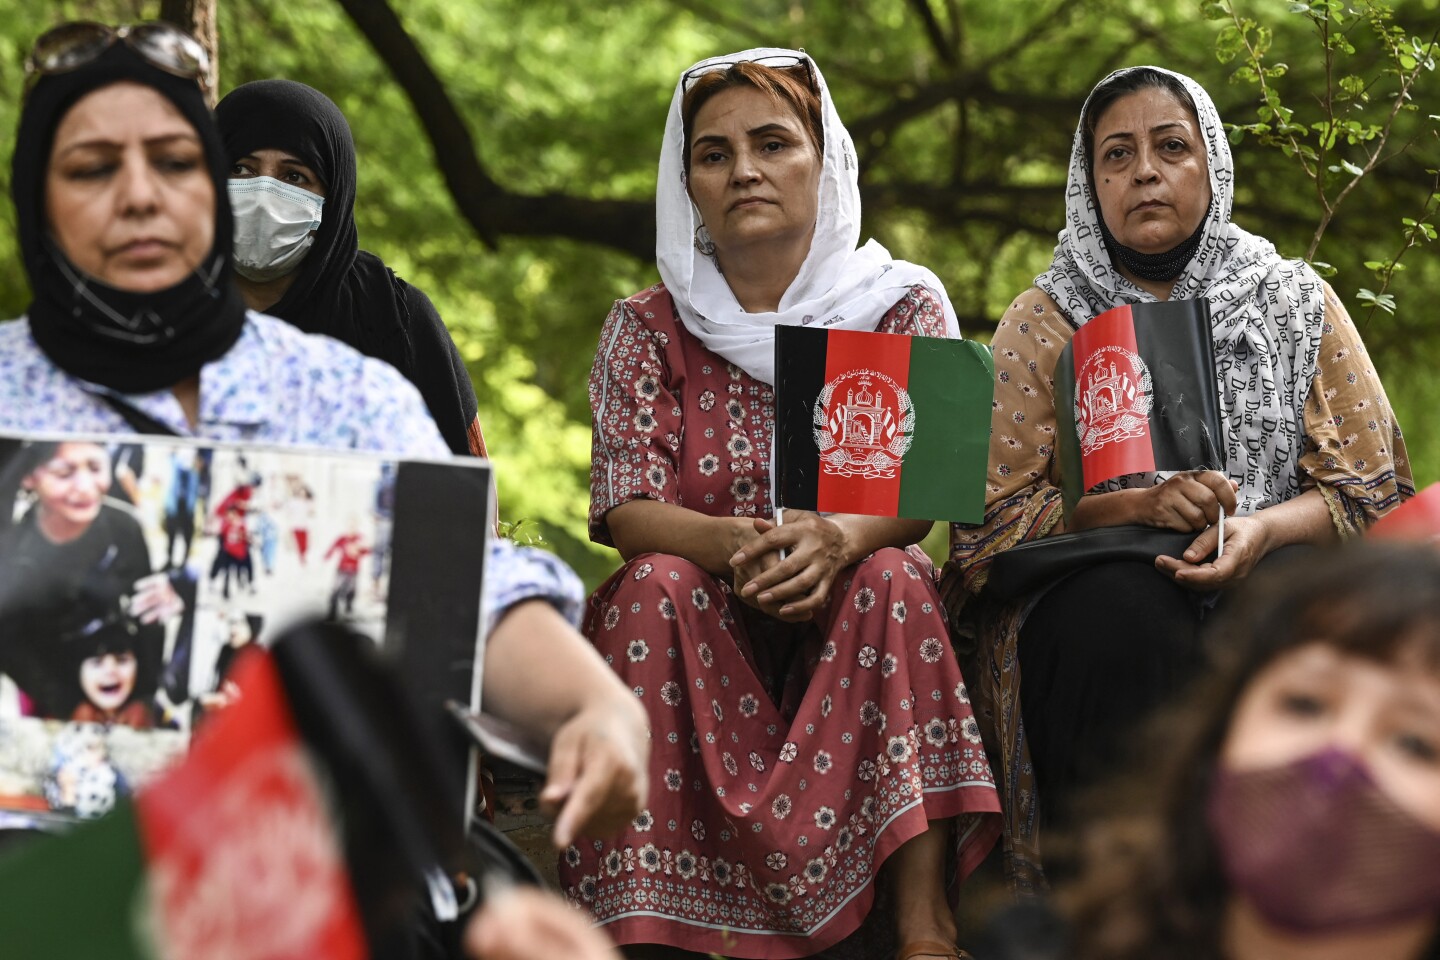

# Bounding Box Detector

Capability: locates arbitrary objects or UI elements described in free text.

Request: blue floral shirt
[0,310,580,628]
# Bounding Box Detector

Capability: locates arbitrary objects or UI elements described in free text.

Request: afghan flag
[1053,300,1224,512]
[775,326,994,522]
[0,649,368,960]
[0,621,474,958]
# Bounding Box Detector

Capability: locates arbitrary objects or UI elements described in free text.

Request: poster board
[0,431,491,832]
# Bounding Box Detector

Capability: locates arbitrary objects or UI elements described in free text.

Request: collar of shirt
[89,315,272,436]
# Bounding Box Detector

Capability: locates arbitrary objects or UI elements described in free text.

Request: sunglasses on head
[681,52,816,95]
[25,20,209,90]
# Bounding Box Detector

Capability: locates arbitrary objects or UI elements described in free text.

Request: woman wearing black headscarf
[0,22,448,453]
[216,80,483,457]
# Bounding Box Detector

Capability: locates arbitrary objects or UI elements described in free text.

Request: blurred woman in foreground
[1049,543,1440,960]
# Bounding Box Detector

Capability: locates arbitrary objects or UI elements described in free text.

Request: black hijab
[12,42,247,394]
[217,80,478,454]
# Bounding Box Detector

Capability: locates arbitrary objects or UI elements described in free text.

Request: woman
[0,441,176,720]
[945,66,1413,887]
[1051,543,1440,960]
[0,22,646,958]
[567,48,1000,960]
[216,79,485,457]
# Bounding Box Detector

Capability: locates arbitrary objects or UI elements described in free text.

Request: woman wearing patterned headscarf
[945,66,1413,887]
[569,48,1000,960]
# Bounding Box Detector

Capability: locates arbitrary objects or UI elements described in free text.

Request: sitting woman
[945,66,1413,885]
[564,48,1000,960]
[216,79,485,456]
[1048,543,1440,960]
[0,22,645,959]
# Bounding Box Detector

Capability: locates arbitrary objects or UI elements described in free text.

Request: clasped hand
[1140,471,1267,588]
[728,511,848,622]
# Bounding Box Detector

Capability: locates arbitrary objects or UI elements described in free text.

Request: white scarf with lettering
[1035,66,1325,513]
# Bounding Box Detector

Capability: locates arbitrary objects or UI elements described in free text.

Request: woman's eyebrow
[56,132,199,157]
[1099,122,1186,147]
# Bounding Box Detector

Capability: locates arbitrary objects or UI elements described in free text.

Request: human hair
[1081,67,1200,172]
[680,60,823,178]
[1062,543,1440,960]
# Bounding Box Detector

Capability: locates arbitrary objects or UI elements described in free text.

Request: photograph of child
[0,432,490,827]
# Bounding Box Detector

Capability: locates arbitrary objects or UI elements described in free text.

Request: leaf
[1201,0,1231,20]
[1288,1,1309,11]
[1341,159,1364,176]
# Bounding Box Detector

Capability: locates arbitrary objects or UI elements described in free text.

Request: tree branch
[906,0,957,66]
[335,0,654,259]
[159,0,218,105]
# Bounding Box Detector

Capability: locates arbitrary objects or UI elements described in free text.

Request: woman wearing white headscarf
[945,66,1413,888]
[568,49,1000,960]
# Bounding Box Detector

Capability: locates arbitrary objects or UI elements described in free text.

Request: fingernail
[1185,550,1198,560]
[730,552,746,564]
[758,592,772,603]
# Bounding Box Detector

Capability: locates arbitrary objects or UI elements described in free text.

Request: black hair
[1082,67,1199,172]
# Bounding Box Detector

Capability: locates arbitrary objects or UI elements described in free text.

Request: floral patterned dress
[566,282,1001,959]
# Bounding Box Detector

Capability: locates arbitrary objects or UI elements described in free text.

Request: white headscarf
[1036,65,1326,515]
[656,48,961,385]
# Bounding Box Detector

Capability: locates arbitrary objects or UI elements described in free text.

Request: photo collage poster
[0,431,492,831]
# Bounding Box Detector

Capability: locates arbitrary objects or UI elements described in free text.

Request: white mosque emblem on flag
[813,369,914,479]
[1075,345,1153,456]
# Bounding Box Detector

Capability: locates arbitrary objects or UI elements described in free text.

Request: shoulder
[240,313,447,457]
[622,282,674,314]
[994,287,1073,353]
[0,318,103,432]
[599,283,683,347]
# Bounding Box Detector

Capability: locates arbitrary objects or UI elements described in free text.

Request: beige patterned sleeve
[948,288,1074,594]
[1298,282,1415,535]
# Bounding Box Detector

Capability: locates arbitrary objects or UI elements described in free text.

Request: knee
[603,553,724,608]
[847,546,938,596]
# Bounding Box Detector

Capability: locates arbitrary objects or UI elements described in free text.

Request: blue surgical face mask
[227,176,324,283]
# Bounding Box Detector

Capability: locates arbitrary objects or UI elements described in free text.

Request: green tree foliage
[1,0,1435,585]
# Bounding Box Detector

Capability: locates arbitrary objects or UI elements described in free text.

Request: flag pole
[1217,507,1225,559]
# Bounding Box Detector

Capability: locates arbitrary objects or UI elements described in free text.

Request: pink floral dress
[565,282,1001,958]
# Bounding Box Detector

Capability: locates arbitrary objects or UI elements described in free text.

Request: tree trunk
[159,0,219,106]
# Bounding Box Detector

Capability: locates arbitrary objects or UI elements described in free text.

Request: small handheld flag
[1053,300,1225,513]
[775,326,994,523]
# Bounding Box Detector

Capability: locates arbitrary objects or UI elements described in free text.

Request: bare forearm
[606,499,754,576]
[1063,489,1148,533]
[828,514,933,565]
[1253,487,1336,553]
[481,600,645,741]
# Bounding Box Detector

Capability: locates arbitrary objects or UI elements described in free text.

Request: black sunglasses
[681,52,816,95]
[25,21,209,89]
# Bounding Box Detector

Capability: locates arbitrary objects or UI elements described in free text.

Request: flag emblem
[1075,345,1154,457]
[814,369,914,479]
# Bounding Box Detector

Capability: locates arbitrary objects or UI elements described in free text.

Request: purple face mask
[1206,747,1440,933]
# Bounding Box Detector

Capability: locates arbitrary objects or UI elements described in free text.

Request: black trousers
[1016,545,1311,831]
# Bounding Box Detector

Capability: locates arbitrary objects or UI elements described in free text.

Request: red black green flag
[775,326,994,522]
[1053,299,1224,512]
[0,649,368,960]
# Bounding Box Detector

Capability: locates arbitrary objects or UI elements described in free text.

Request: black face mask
[12,42,246,394]
[1096,200,1210,283]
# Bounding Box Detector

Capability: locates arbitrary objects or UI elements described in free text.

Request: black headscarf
[217,80,478,454]
[12,41,247,394]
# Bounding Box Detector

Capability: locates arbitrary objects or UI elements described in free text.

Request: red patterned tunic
[565,282,1001,958]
